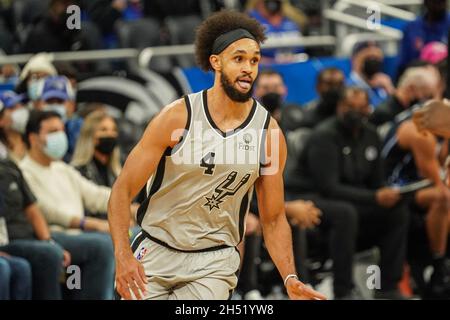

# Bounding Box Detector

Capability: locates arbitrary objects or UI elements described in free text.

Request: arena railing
[0,35,338,67]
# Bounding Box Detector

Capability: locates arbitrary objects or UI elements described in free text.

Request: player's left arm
[255,118,326,300]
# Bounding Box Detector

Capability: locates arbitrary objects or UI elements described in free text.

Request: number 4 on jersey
[200,152,216,175]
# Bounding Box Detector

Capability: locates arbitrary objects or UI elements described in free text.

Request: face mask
[27,79,43,101]
[318,88,342,116]
[261,92,282,114]
[43,131,68,160]
[10,108,30,134]
[362,58,383,79]
[44,104,67,122]
[340,110,366,131]
[265,0,282,15]
[95,136,118,155]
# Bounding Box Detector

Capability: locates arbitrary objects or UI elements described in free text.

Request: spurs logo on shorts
[204,171,251,211]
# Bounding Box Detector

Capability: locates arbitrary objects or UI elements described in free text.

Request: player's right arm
[108,98,188,300]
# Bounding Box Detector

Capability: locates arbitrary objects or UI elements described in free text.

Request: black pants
[238,234,262,294]
[287,192,409,297]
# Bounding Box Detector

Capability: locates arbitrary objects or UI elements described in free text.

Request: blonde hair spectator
[71,110,121,177]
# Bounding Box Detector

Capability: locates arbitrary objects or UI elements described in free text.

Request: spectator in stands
[0,64,20,88]
[247,0,305,62]
[70,110,137,221]
[0,157,70,300]
[39,75,82,162]
[71,110,120,188]
[0,91,29,163]
[253,69,303,132]
[143,0,204,21]
[382,101,450,299]
[291,87,409,299]
[370,65,440,126]
[299,67,345,129]
[398,0,450,74]
[20,111,115,299]
[16,53,57,110]
[0,253,32,300]
[347,41,395,108]
[22,0,91,53]
[83,0,146,49]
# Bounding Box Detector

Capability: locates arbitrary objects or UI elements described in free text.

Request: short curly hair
[195,10,267,72]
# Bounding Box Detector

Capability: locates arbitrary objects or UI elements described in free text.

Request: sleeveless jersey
[136,90,271,251]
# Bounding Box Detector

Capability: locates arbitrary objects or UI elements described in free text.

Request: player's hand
[286,278,327,300]
[286,200,321,229]
[376,187,401,208]
[368,73,395,94]
[115,250,148,300]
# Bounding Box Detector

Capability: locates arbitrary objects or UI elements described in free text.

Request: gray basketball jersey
[137,90,271,251]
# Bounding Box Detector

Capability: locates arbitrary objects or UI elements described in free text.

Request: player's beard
[220,72,254,103]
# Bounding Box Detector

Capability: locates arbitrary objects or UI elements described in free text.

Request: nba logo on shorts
[136,247,148,261]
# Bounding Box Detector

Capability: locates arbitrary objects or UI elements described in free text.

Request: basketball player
[108,10,326,300]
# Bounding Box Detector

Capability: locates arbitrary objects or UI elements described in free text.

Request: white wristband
[284,274,299,286]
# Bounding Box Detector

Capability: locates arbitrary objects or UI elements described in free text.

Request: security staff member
[292,86,410,299]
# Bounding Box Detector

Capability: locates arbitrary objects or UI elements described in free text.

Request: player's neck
[208,87,253,119]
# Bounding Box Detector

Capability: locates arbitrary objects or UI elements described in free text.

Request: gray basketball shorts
[130,233,240,300]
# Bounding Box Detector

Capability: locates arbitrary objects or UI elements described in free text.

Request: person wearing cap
[398,0,450,74]
[16,53,57,110]
[39,75,82,162]
[0,91,29,163]
[347,41,395,109]
[108,10,326,301]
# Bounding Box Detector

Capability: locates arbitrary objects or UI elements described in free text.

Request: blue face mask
[43,131,68,160]
[44,104,67,122]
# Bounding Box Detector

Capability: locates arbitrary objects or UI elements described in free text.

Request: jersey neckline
[202,90,257,138]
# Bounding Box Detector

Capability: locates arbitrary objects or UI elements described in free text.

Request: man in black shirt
[0,157,71,299]
[300,67,346,129]
[291,87,410,299]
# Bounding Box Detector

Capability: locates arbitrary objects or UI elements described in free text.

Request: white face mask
[10,108,30,134]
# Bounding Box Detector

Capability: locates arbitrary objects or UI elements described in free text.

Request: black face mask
[96,137,118,155]
[264,0,282,15]
[362,58,383,79]
[318,88,342,116]
[261,92,282,114]
[340,110,366,131]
